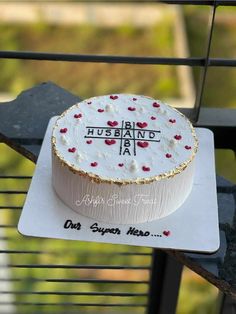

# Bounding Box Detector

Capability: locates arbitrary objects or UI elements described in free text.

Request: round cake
[51,94,198,224]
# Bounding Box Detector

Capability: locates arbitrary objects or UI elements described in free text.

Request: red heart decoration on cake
[105,139,116,145]
[163,230,170,237]
[86,140,92,144]
[118,163,124,167]
[153,102,160,108]
[133,98,137,101]
[166,153,172,158]
[174,135,182,140]
[98,109,104,113]
[136,122,148,129]
[110,95,118,100]
[74,113,82,119]
[107,121,118,127]
[151,116,156,120]
[91,162,98,167]
[142,166,150,172]
[169,119,176,124]
[128,107,136,111]
[68,147,76,153]
[137,141,149,148]
[185,145,192,150]
[60,128,67,133]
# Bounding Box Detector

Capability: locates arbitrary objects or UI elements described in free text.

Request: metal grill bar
[0,278,149,284]
[0,51,235,67]
[0,206,23,210]
[217,186,236,193]
[0,237,27,240]
[0,191,27,194]
[0,290,147,296]
[3,264,150,270]
[194,1,217,121]
[209,59,236,66]
[0,301,147,307]
[0,176,32,179]
[0,250,151,256]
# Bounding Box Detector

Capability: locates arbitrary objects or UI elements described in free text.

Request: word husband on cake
[85,120,161,156]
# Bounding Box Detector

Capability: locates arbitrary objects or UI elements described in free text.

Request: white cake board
[18,118,220,253]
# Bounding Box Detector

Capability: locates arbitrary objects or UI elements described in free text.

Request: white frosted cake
[52,94,198,224]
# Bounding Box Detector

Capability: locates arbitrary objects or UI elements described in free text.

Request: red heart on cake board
[74,113,82,119]
[68,147,76,153]
[163,230,171,237]
[137,141,149,148]
[174,135,182,140]
[185,145,192,150]
[153,102,160,108]
[110,95,118,100]
[128,107,136,111]
[136,122,148,129]
[60,128,67,133]
[105,139,116,145]
[107,121,118,127]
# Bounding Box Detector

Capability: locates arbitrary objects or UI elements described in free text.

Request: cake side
[52,150,195,223]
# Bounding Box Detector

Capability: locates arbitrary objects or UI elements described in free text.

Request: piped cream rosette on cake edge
[52,94,198,224]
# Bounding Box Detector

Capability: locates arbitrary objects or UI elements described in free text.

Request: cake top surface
[52,94,198,184]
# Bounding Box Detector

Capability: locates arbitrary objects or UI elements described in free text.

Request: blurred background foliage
[0,21,179,98]
[0,3,235,314]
